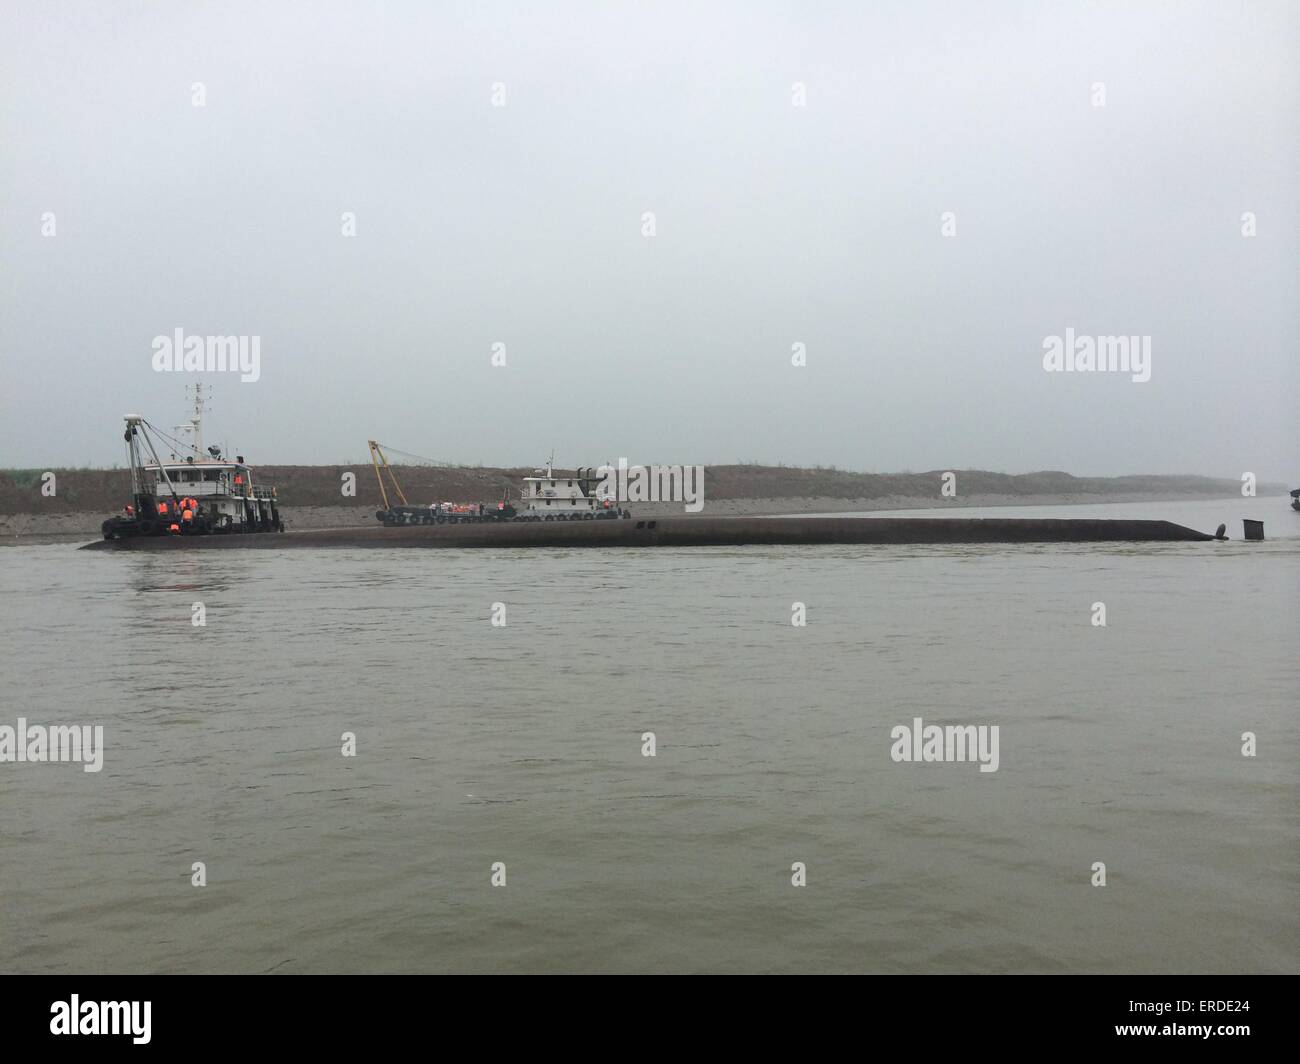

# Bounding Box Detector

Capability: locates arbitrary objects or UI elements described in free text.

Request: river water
[0,497,1295,972]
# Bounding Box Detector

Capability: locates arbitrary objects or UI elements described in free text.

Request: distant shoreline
[0,491,1261,546]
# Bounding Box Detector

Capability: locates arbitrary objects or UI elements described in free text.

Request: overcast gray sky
[1,1,1296,481]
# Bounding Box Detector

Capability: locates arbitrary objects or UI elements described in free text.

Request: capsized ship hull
[81,516,1214,550]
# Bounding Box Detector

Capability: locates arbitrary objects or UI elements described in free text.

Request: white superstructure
[519,458,617,518]
[121,386,281,534]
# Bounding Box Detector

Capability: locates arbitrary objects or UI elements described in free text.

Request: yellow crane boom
[367,440,409,510]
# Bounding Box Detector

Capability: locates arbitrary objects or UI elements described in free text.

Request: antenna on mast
[171,383,210,459]
[188,382,208,458]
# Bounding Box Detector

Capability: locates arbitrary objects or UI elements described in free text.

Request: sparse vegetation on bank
[0,463,1266,517]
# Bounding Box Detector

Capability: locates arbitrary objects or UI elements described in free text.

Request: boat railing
[151,480,276,500]
[152,480,227,496]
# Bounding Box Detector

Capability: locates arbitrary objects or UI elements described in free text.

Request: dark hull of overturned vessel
[83,516,1215,551]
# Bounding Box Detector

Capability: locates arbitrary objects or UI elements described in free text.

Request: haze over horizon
[2,1,1296,482]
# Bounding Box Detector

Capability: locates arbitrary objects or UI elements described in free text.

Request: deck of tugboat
[79,515,1216,550]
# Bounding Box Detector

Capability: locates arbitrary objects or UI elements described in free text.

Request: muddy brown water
[0,497,1295,972]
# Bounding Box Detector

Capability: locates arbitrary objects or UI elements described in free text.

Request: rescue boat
[99,389,283,540]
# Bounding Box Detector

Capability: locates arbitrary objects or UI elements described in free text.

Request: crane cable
[369,442,458,468]
[142,419,201,460]
[372,442,519,499]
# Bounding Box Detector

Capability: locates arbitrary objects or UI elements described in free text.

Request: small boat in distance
[517,457,624,520]
[100,388,283,540]
[369,442,629,525]
[1290,488,1299,512]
